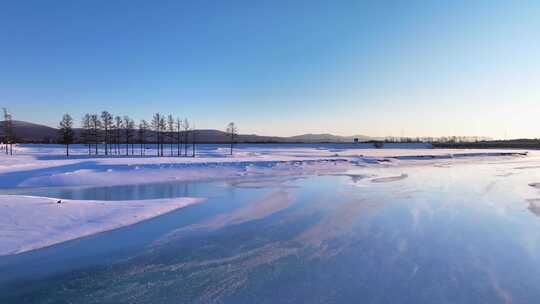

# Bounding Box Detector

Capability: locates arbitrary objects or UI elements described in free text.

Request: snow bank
[0,145,531,189]
[0,195,205,256]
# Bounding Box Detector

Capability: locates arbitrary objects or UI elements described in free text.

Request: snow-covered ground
[0,144,533,256]
[0,195,204,256]
[0,144,531,188]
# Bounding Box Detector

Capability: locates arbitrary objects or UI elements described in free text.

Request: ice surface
[0,144,532,256]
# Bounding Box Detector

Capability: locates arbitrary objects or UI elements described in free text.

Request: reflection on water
[2,160,540,303]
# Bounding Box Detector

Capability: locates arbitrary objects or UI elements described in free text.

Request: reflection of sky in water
[2,159,540,303]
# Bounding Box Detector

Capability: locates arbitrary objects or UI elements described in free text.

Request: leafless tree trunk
[152,113,166,157]
[192,125,196,157]
[123,116,134,156]
[167,115,174,157]
[176,117,182,157]
[226,122,238,155]
[81,114,91,155]
[138,119,148,156]
[101,111,112,155]
[2,108,13,155]
[183,118,190,157]
[89,114,101,155]
[59,114,74,157]
[115,116,122,156]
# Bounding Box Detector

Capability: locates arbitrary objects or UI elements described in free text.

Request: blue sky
[1,0,539,138]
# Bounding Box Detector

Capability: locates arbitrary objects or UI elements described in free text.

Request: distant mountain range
[0,120,374,143]
[0,120,59,142]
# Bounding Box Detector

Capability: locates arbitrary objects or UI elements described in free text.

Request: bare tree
[81,114,91,155]
[192,124,196,157]
[159,115,165,156]
[114,116,122,155]
[138,119,149,156]
[151,113,160,156]
[226,122,238,155]
[167,114,174,156]
[110,120,116,154]
[183,118,190,156]
[89,114,101,155]
[101,111,113,155]
[129,119,135,155]
[175,117,182,156]
[123,116,134,156]
[2,108,13,155]
[59,114,75,157]
[152,113,165,156]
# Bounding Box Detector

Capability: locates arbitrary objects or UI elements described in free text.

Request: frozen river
[1,155,540,303]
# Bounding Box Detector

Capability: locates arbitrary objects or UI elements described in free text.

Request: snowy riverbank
[0,195,204,256]
[0,144,531,188]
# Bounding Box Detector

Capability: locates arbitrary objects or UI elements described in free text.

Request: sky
[1,0,539,139]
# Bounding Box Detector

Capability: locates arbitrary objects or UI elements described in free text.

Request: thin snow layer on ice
[0,144,532,188]
[371,174,409,183]
[0,195,205,256]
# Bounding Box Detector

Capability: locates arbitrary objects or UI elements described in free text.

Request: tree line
[58,111,238,157]
[65,111,198,157]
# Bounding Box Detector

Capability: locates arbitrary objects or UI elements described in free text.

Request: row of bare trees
[0,108,238,158]
[58,111,239,157]
[82,111,138,156]
[74,111,201,158]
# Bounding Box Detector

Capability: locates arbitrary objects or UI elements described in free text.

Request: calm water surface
[1,159,540,303]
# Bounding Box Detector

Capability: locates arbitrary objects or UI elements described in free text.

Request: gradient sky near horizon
[1,0,539,138]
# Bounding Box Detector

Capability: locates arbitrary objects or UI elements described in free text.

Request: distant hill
[0,120,373,143]
[0,120,59,142]
[185,129,285,143]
